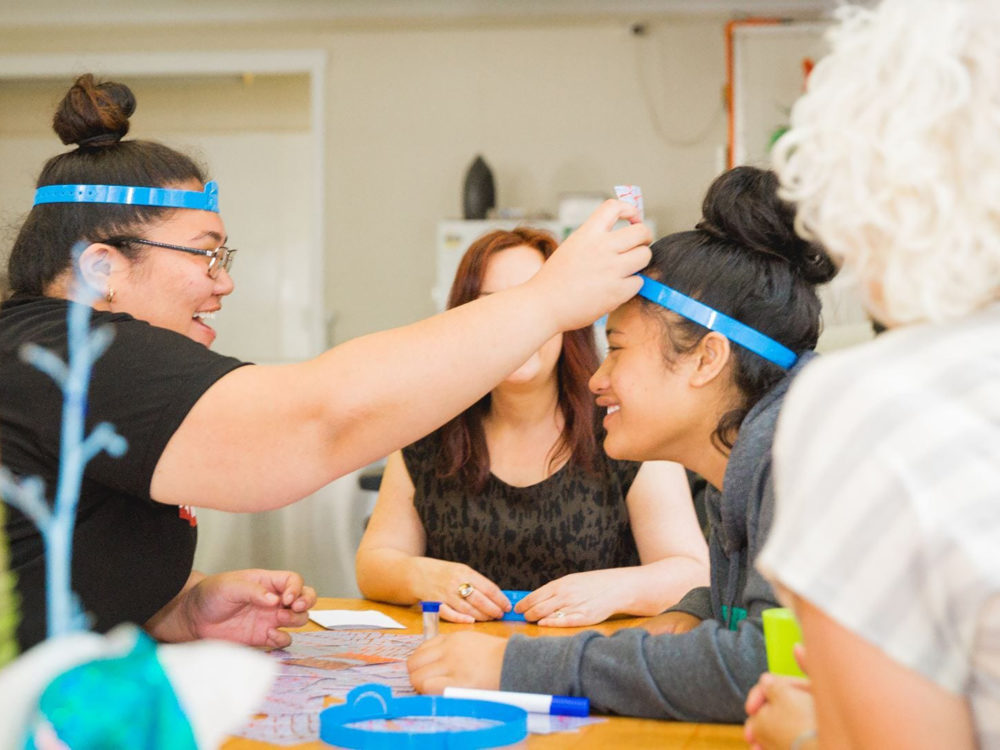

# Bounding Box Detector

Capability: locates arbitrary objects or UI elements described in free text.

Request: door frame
[0,49,328,354]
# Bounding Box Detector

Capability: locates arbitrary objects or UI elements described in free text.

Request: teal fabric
[721,605,748,632]
[23,629,197,750]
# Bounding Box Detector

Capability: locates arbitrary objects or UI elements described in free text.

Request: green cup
[762,607,806,677]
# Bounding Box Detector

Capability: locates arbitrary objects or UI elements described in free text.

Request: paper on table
[308,610,406,630]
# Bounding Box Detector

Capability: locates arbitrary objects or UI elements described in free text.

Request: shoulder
[779,308,1000,468]
[401,430,442,475]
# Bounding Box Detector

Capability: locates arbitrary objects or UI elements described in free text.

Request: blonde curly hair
[773,0,1000,325]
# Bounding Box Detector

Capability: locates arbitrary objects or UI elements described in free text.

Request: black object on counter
[462,154,496,220]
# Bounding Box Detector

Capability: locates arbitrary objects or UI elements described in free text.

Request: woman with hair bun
[408,165,838,723]
[356,227,709,627]
[0,74,651,653]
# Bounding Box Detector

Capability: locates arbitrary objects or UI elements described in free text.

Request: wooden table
[223,598,746,749]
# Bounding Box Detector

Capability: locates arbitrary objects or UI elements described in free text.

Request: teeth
[607,405,620,415]
[193,312,216,320]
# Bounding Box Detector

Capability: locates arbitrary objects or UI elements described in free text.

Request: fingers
[265,627,293,649]
[453,587,503,620]
[439,602,475,624]
[536,610,585,628]
[407,635,447,693]
[745,680,768,715]
[583,198,645,234]
[793,642,809,676]
[447,576,507,621]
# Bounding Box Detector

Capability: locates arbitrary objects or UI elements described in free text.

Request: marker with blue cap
[443,686,590,717]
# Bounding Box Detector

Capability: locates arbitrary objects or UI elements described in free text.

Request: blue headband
[33,180,220,213]
[636,274,798,369]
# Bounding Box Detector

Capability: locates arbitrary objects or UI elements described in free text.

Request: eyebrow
[189,230,227,244]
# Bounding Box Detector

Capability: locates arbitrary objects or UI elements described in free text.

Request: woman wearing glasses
[0,75,650,654]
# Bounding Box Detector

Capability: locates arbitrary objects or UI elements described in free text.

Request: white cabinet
[434,218,656,312]
[434,220,577,311]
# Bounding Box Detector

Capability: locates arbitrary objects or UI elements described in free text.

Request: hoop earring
[106,288,116,304]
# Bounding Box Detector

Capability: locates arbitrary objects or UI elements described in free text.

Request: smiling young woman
[407,166,838,723]
[0,75,651,655]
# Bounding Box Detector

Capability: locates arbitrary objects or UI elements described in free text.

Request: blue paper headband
[636,274,798,369]
[33,181,220,213]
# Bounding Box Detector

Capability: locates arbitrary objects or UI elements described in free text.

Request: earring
[106,288,116,304]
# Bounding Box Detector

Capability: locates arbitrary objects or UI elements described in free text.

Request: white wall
[0,15,735,343]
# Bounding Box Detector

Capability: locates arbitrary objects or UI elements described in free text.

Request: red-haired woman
[356,228,708,626]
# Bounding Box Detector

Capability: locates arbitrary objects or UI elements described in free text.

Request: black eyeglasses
[103,237,237,279]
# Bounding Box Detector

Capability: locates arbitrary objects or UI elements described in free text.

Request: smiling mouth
[607,405,620,415]
[193,311,217,322]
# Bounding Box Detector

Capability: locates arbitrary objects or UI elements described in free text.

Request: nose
[214,266,235,296]
[589,356,610,395]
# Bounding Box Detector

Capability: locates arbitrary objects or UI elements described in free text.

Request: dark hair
[7,74,208,296]
[640,166,836,452]
[437,227,601,491]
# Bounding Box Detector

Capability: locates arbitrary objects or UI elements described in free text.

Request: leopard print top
[403,432,642,590]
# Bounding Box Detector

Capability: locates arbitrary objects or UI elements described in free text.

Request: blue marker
[444,687,590,717]
[500,590,530,621]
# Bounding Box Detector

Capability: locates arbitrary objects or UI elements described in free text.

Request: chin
[188,328,216,348]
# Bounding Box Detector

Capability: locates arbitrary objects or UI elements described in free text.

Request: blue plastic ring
[319,684,527,749]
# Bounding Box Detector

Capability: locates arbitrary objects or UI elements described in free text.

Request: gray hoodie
[499,352,815,722]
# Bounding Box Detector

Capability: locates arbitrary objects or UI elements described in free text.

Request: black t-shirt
[0,295,247,651]
[403,430,642,590]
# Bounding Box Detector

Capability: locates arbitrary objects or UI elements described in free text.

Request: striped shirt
[758,303,1000,747]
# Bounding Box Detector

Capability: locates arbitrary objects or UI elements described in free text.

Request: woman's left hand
[183,569,317,648]
[517,570,623,627]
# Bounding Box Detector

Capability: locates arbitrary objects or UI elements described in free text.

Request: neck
[43,274,109,311]
[487,376,561,429]
[684,439,729,492]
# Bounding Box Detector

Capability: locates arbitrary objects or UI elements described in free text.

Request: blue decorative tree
[0,244,127,640]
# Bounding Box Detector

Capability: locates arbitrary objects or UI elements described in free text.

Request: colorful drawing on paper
[230,630,605,746]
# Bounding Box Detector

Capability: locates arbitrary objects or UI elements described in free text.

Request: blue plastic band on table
[500,590,529,622]
[635,274,798,369]
[34,180,220,213]
[319,684,527,749]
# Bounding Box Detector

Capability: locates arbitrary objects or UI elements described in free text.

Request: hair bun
[699,166,836,285]
[52,73,136,149]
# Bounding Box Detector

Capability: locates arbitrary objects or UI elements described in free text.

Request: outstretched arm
[152,201,651,511]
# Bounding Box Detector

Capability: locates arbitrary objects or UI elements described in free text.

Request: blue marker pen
[443,687,589,717]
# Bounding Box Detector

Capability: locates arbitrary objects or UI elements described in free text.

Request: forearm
[316,284,557,474]
[501,620,767,722]
[144,570,206,642]
[356,547,426,605]
[607,557,711,616]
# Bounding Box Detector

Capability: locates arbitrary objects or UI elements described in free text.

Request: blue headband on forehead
[33,180,220,213]
[636,274,798,369]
